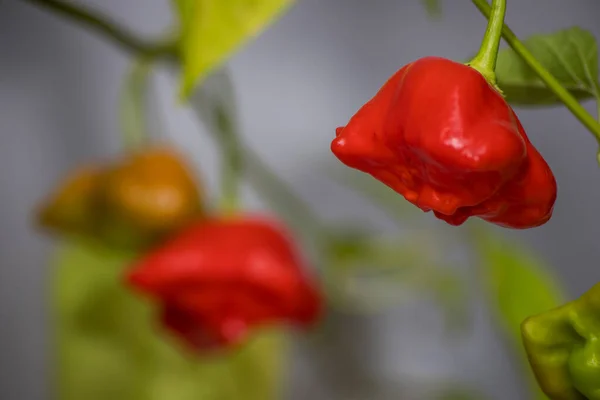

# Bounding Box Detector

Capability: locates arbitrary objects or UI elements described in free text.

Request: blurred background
[2,0,600,399]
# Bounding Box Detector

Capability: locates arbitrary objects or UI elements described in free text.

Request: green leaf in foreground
[173,0,294,99]
[473,228,564,400]
[495,27,600,106]
[53,240,286,400]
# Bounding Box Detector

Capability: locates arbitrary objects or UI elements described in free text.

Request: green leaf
[495,27,600,106]
[320,230,470,332]
[173,0,294,99]
[474,232,563,339]
[322,232,431,313]
[53,240,287,400]
[422,0,441,17]
[473,227,565,400]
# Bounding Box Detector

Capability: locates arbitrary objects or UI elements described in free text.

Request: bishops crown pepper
[522,282,600,400]
[37,166,103,236]
[331,57,557,229]
[99,147,203,246]
[36,146,203,248]
[126,216,323,352]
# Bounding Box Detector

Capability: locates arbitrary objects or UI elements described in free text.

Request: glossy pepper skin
[331,57,557,229]
[36,146,203,248]
[126,216,322,351]
[521,282,600,400]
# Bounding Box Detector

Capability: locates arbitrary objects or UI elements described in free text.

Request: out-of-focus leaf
[321,229,469,332]
[473,227,564,400]
[322,232,427,313]
[422,0,441,17]
[53,240,286,400]
[173,0,294,98]
[495,27,599,106]
[474,230,564,338]
[432,272,471,333]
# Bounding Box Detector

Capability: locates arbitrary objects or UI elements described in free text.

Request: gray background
[2,0,600,399]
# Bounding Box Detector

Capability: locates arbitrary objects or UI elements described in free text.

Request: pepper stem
[468,0,507,88]
[215,105,243,215]
[120,57,152,150]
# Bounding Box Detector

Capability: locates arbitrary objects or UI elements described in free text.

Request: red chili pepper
[331,57,557,229]
[126,216,322,351]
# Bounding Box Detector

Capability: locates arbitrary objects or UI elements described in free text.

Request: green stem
[471,0,600,145]
[119,58,152,149]
[214,106,243,214]
[197,108,326,244]
[468,0,506,86]
[21,0,177,58]
[243,147,325,241]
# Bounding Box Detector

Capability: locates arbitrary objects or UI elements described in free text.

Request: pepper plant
[16,0,600,399]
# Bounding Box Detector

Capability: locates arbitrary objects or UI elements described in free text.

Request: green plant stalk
[119,58,152,149]
[22,0,177,58]
[471,0,600,145]
[243,146,325,240]
[213,105,244,214]
[468,0,506,87]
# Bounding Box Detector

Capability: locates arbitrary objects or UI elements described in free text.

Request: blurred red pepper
[331,57,557,229]
[126,216,322,351]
